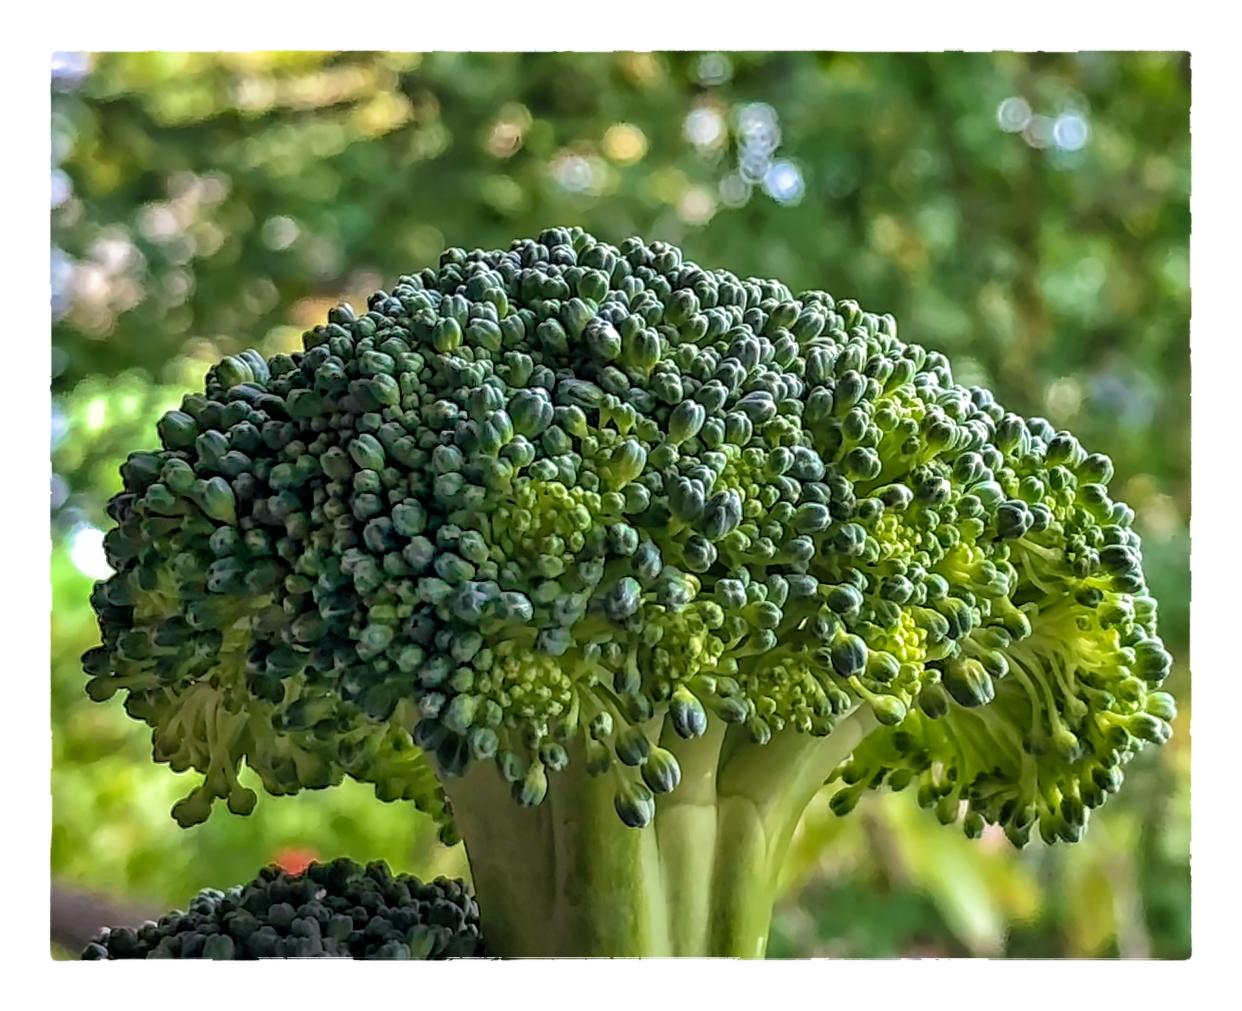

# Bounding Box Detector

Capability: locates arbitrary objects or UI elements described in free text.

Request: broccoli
[80,858,485,959]
[83,227,1175,956]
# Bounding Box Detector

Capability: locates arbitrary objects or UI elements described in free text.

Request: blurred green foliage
[51,50,1189,957]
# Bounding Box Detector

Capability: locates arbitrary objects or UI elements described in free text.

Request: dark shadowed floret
[83,227,1174,848]
[81,858,485,959]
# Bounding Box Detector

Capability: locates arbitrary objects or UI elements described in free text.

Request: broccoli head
[81,858,485,959]
[84,227,1174,955]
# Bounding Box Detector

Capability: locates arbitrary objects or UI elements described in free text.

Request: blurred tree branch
[50,882,160,954]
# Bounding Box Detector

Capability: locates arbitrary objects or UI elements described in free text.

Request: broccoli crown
[84,226,1174,847]
[80,858,485,959]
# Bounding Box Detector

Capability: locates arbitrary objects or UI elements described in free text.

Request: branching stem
[441,706,878,957]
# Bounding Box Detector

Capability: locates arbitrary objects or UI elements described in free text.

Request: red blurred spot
[273,847,318,875]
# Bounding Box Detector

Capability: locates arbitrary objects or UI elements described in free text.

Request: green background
[50,51,1190,958]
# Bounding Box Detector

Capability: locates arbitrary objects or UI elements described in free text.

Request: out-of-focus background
[50,51,1190,958]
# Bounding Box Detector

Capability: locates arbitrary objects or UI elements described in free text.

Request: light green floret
[84,227,1174,956]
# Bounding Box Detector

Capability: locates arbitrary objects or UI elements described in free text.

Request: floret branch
[84,227,1176,958]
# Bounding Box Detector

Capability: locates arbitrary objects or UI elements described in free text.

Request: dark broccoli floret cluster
[81,858,485,959]
[84,226,1173,848]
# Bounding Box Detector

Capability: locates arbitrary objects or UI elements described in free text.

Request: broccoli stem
[441,706,878,957]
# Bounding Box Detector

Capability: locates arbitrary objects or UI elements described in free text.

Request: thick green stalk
[441,706,878,957]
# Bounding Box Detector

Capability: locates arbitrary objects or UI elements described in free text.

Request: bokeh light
[68,525,112,580]
[602,123,648,165]
[1053,113,1091,151]
[997,96,1032,133]
[763,159,805,205]
[684,105,725,148]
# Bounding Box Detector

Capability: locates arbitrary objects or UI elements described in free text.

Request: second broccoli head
[82,858,484,959]
[84,226,1174,849]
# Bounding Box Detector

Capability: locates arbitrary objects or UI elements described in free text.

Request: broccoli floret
[80,858,485,959]
[84,227,1175,956]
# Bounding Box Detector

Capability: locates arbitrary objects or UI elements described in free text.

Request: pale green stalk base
[441,707,878,957]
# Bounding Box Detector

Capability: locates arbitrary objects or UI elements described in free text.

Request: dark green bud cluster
[84,227,1173,846]
[81,858,484,959]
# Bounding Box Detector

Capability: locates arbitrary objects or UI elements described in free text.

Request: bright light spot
[51,169,72,208]
[684,106,724,148]
[353,92,413,137]
[51,52,91,88]
[1022,114,1055,149]
[487,121,524,159]
[763,160,805,205]
[84,396,108,432]
[51,404,69,449]
[51,474,69,511]
[737,102,778,131]
[719,172,751,208]
[262,215,300,250]
[950,356,988,389]
[50,249,73,312]
[138,203,182,243]
[1045,377,1083,422]
[996,96,1031,133]
[167,170,202,202]
[602,123,648,165]
[622,52,664,87]
[196,223,225,258]
[200,172,231,204]
[163,269,194,305]
[117,392,143,418]
[678,186,717,226]
[1053,113,1090,151]
[234,76,277,113]
[739,151,771,184]
[486,104,531,159]
[695,53,732,86]
[735,102,781,156]
[552,154,597,194]
[51,124,75,164]
[1140,492,1182,541]
[92,235,140,273]
[73,263,109,301]
[70,526,113,580]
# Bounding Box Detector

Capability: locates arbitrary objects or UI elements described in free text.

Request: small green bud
[614,780,655,828]
[433,317,463,352]
[670,686,708,739]
[157,410,198,448]
[192,477,237,523]
[942,657,994,708]
[513,760,548,807]
[640,747,682,794]
[917,683,951,719]
[615,727,650,766]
